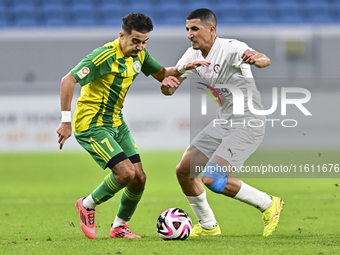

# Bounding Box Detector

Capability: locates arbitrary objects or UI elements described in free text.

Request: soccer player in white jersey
[161,8,284,237]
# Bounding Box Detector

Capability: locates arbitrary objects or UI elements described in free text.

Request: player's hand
[161,76,180,95]
[57,122,72,150]
[241,49,256,65]
[184,60,211,70]
[161,76,180,88]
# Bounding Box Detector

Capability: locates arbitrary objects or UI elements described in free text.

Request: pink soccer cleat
[75,197,97,239]
[110,224,141,238]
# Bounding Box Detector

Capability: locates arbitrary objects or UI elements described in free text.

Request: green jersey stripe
[92,48,115,63]
[93,50,116,66]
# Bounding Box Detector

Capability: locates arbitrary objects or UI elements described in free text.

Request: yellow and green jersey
[70,38,162,133]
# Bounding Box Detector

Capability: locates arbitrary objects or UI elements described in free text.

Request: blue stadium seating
[40,0,66,26]
[215,2,245,24]
[332,2,340,22]
[158,2,187,25]
[242,2,274,24]
[272,2,306,24]
[0,0,6,25]
[70,2,97,26]
[0,6,7,26]
[306,1,333,23]
[11,0,39,26]
[0,0,339,27]
[100,2,125,26]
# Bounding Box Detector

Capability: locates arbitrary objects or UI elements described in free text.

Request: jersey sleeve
[176,48,197,78]
[71,47,114,86]
[141,48,163,76]
[230,40,254,68]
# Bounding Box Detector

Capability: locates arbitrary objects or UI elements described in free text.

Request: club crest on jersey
[77,67,90,79]
[133,61,141,73]
[213,64,220,74]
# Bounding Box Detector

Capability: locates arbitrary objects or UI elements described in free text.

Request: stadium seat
[331,2,340,23]
[272,2,305,24]
[11,0,35,7]
[71,4,97,26]
[42,5,67,26]
[181,0,211,6]
[0,0,7,27]
[0,0,338,27]
[127,2,156,18]
[270,0,304,3]
[158,2,187,25]
[40,0,64,5]
[12,2,38,27]
[100,2,125,26]
[39,0,67,26]
[305,1,333,23]
[70,0,93,9]
[0,7,7,27]
[242,2,274,24]
[215,2,245,24]
[211,0,240,4]
[242,0,269,3]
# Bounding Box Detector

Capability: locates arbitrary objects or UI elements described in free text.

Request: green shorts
[74,123,140,170]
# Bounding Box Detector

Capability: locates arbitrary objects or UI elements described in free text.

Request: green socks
[90,172,144,222]
[91,172,124,204]
[117,186,143,221]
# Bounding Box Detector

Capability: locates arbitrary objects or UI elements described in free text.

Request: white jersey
[177,37,265,121]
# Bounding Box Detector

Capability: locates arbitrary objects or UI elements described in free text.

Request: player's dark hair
[122,13,153,34]
[187,8,217,27]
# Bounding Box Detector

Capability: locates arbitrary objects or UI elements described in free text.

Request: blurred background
[0,0,339,152]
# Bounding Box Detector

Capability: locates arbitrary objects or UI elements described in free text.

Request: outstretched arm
[242,49,271,68]
[151,60,211,82]
[56,72,77,149]
[160,76,186,96]
[152,60,211,96]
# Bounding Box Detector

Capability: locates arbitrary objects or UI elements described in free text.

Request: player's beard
[130,50,141,57]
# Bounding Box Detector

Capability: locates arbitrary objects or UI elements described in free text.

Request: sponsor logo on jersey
[213,64,220,74]
[77,67,90,79]
[196,82,223,106]
[133,61,141,73]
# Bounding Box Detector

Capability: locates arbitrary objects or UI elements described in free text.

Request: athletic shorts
[191,118,265,174]
[74,122,140,170]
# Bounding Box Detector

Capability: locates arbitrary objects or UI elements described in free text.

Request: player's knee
[176,162,189,180]
[203,177,228,194]
[135,170,146,186]
[128,170,146,190]
[201,176,214,186]
[201,162,228,193]
[122,169,136,184]
[113,165,136,186]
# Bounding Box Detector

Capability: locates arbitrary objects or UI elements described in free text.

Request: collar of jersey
[113,38,142,59]
[112,38,126,59]
[202,37,220,60]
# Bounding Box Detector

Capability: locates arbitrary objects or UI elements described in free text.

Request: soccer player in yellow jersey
[56,13,188,239]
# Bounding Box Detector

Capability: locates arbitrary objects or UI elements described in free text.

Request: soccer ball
[156,208,192,240]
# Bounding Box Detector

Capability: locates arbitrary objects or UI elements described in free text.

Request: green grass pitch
[0,150,339,255]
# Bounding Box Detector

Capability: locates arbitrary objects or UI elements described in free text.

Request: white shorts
[191,118,265,173]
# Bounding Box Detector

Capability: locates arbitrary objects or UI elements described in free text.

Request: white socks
[186,190,217,230]
[233,181,272,212]
[82,195,97,210]
[82,195,128,229]
[83,195,127,228]
[112,216,128,228]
